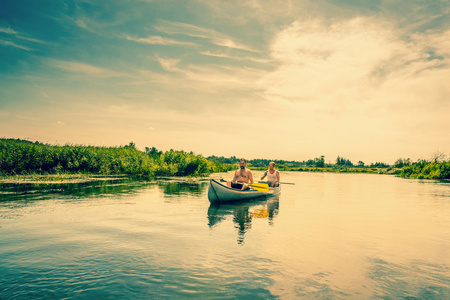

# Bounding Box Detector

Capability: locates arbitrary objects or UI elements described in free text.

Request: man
[260,162,280,187]
[227,158,254,190]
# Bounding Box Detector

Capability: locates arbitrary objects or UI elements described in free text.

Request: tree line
[208,154,449,179]
[0,139,228,177]
[1,138,448,179]
[209,155,392,169]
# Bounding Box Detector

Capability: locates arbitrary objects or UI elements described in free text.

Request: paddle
[220,179,269,193]
[259,181,295,185]
[249,182,269,193]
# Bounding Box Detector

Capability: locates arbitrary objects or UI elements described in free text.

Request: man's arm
[260,171,267,180]
[248,171,254,184]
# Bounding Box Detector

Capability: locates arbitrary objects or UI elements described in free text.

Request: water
[1,172,449,299]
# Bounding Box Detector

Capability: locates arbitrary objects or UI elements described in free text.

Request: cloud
[0,40,32,51]
[0,26,50,51]
[200,51,270,63]
[196,0,308,25]
[155,56,181,71]
[0,27,17,34]
[155,20,258,52]
[125,35,197,46]
[253,16,450,161]
[260,17,449,104]
[52,61,122,77]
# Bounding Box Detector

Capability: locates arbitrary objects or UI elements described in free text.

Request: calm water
[1,172,449,299]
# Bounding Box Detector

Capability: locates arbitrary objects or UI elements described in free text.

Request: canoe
[208,179,281,204]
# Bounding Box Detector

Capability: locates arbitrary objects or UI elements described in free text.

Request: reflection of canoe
[208,179,281,204]
[207,197,280,243]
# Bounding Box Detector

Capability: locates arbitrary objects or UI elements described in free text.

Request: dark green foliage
[0,139,227,177]
[394,158,411,168]
[336,156,353,166]
[399,160,450,179]
[370,162,390,168]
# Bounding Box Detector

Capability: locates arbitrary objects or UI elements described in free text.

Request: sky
[1,0,449,164]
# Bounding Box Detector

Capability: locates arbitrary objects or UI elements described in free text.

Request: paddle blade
[250,182,269,193]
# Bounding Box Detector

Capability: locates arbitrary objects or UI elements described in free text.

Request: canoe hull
[208,179,281,204]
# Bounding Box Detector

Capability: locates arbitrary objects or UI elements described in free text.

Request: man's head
[269,162,275,170]
[239,159,246,169]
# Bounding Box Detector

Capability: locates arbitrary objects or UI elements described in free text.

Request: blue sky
[1,0,449,164]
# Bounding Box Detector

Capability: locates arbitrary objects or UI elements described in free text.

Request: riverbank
[1,138,448,181]
[252,166,402,175]
[0,174,128,184]
[0,138,228,178]
[398,161,450,179]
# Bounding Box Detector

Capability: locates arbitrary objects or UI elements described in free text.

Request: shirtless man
[260,162,280,187]
[227,158,254,190]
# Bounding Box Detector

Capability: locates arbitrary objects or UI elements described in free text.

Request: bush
[0,139,227,177]
[399,160,450,180]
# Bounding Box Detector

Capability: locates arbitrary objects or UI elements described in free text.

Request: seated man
[227,158,254,190]
[260,162,280,187]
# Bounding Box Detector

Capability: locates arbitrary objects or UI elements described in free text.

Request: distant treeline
[209,155,450,180]
[208,155,392,169]
[0,139,228,177]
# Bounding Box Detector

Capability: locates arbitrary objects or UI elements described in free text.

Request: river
[1,172,449,299]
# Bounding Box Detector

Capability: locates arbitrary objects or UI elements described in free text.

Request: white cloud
[0,26,49,50]
[125,35,197,46]
[0,40,32,51]
[261,18,400,102]
[155,20,258,52]
[53,61,122,77]
[249,17,450,162]
[200,51,270,63]
[155,56,181,71]
[0,27,17,34]
[260,18,450,106]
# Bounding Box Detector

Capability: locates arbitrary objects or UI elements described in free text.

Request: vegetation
[399,160,450,180]
[211,154,449,180]
[336,156,353,166]
[0,139,228,177]
[2,138,448,180]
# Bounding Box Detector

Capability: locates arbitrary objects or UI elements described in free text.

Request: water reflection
[0,178,150,202]
[0,178,210,203]
[156,179,208,197]
[207,196,280,244]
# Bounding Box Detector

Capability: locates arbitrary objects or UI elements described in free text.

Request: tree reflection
[0,177,151,203]
[207,196,280,244]
[157,180,208,197]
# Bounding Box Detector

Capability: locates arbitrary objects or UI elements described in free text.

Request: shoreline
[0,169,399,185]
[0,174,214,185]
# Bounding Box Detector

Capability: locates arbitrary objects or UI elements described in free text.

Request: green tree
[394,158,411,168]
